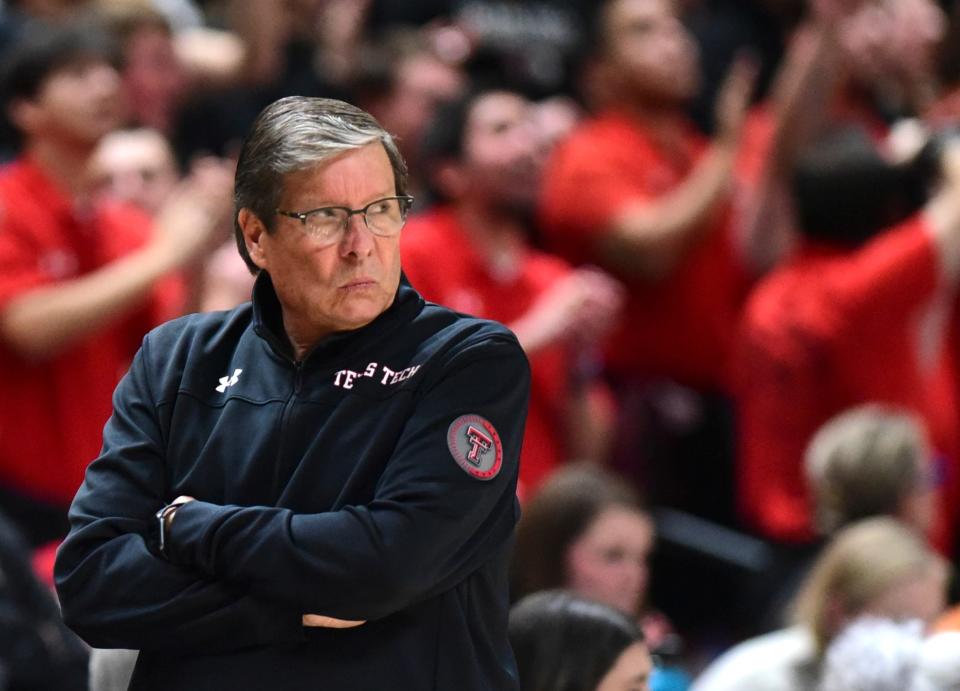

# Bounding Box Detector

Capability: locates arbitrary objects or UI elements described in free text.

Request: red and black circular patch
[447,414,503,480]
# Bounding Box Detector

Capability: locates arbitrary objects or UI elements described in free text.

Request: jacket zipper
[272,360,304,496]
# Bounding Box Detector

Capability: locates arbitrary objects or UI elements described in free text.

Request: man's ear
[237,208,269,271]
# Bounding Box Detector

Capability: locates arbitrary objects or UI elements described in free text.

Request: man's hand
[714,54,758,146]
[511,268,623,354]
[150,158,235,271]
[165,495,195,532]
[302,615,366,628]
[0,159,234,360]
[563,268,624,349]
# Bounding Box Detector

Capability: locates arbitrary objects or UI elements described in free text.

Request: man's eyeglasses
[276,195,414,247]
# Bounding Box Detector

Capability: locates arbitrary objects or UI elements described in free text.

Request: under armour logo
[465,425,493,464]
[215,368,243,393]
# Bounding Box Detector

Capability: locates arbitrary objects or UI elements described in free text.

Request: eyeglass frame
[275,195,415,244]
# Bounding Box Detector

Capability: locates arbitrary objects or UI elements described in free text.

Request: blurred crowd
[2,0,960,688]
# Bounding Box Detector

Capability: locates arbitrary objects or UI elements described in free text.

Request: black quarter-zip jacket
[54,273,530,690]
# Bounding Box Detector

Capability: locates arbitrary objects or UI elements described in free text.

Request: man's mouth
[340,278,377,290]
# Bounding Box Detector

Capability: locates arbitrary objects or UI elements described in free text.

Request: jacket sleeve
[164,334,530,621]
[54,338,303,652]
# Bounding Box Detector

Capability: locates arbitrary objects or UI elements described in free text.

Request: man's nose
[339,213,375,257]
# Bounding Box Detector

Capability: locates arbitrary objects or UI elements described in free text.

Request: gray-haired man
[55,97,530,690]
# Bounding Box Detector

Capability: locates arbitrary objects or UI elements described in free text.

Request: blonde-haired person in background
[691,517,949,691]
[755,403,941,630]
[805,404,937,538]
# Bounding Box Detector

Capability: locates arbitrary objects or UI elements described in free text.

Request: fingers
[574,267,625,316]
[519,267,624,350]
[562,268,624,341]
[302,614,367,628]
[151,156,236,268]
[722,53,759,108]
[715,52,759,141]
[185,157,235,219]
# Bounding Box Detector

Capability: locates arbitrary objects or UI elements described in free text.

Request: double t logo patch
[447,414,503,480]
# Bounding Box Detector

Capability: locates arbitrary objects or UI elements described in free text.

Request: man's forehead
[279,143,395,201]
[466,92,529,133]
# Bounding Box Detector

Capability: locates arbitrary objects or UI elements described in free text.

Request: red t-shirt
[539,110,749,390]
[738,88,891,181]
[735,215,959,546]
[401,207,573,498]
[0,157,181,505]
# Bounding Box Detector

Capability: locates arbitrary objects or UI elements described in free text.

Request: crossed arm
[54,332,530,652]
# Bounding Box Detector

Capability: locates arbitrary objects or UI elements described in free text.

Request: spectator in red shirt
[738,0,948,272]
[538,0,756,523]
[735,131,960,551]
[402,88,622,498]
[541,0,755,391]
[88,126,255,313]
[0,22,231,546]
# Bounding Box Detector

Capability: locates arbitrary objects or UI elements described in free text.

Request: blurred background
[2,0,960,689]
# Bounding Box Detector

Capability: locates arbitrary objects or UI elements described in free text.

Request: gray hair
[233,96,408,274]
[790,517,945,656]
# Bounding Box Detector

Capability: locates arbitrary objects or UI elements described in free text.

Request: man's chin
[334,298,392,331]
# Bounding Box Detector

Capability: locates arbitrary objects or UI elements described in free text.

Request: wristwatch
[155,500,186,556]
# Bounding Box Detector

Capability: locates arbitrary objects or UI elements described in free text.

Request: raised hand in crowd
[713,54,759,148]
[511,267,624,356]
[148,156,235,273]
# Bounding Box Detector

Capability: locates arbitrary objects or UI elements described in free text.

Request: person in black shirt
[55,96,531,690]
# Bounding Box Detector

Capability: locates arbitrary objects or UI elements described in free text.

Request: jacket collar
[251,271,425,366]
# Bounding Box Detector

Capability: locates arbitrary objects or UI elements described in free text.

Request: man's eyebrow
[294,192,397,210]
